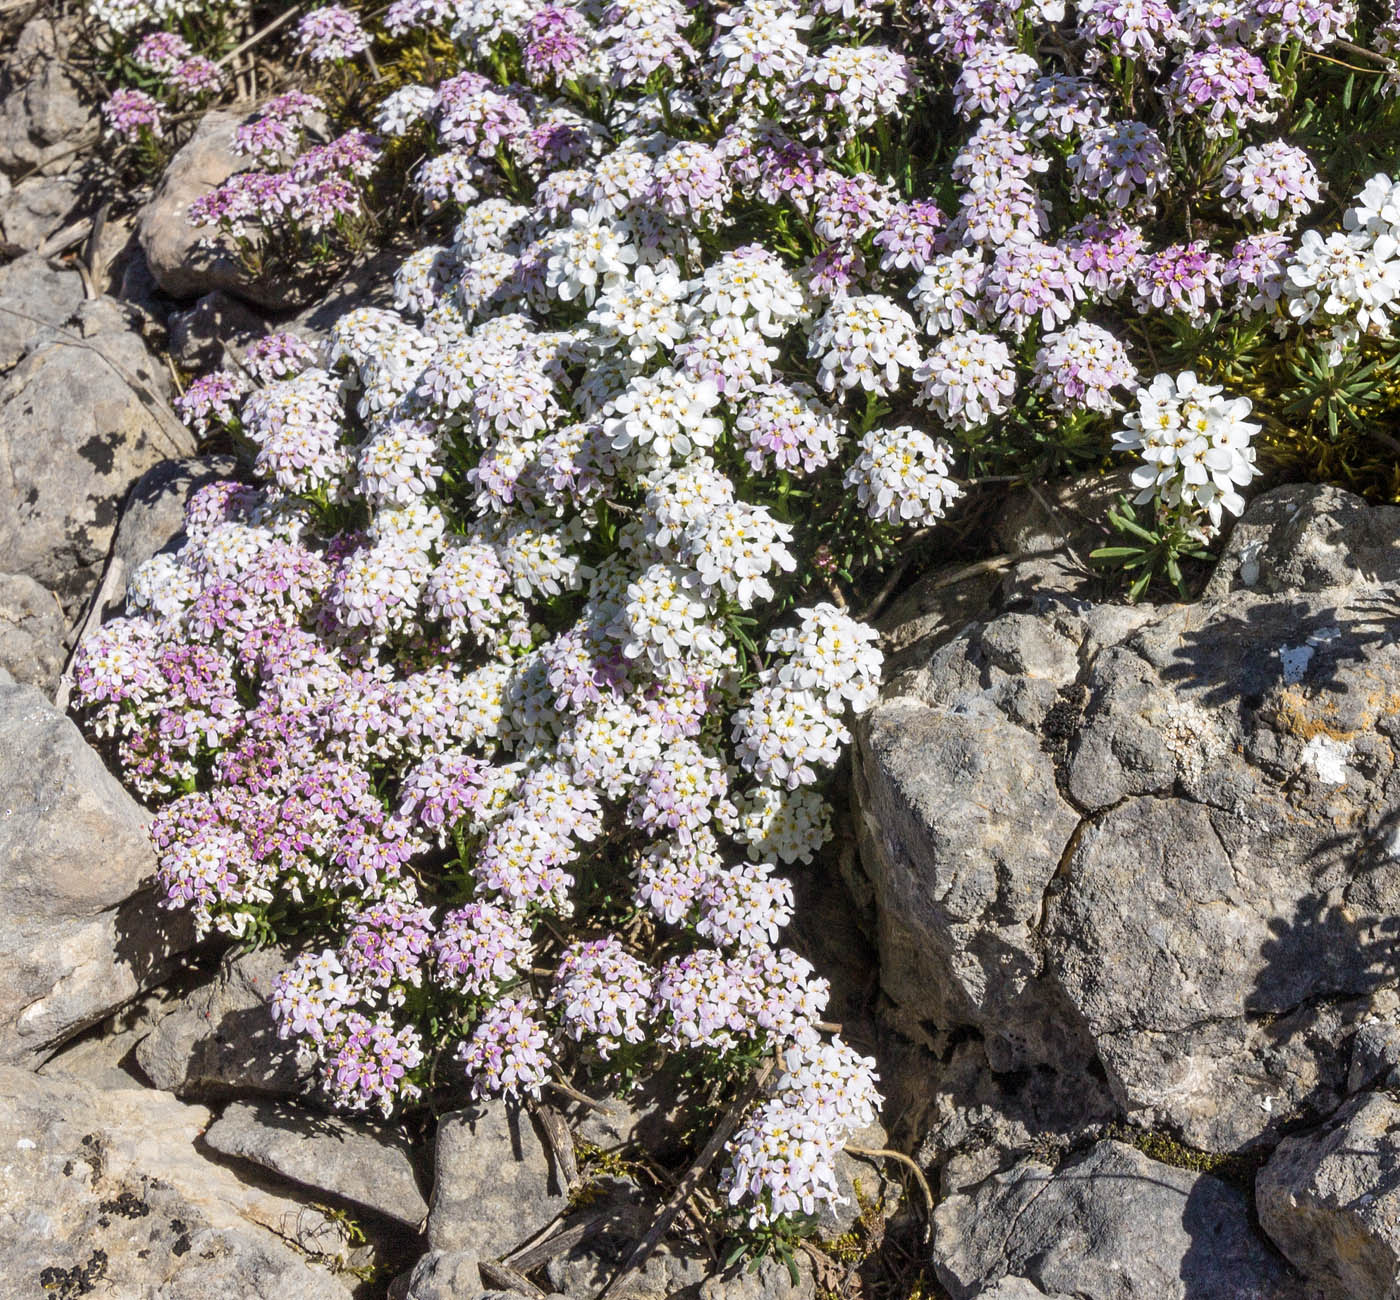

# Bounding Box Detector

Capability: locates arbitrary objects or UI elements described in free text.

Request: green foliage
[1090,495,1214,602]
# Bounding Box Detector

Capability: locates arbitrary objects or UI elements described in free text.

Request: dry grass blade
[842,1145,935,1245]
[533,1100,580,1193]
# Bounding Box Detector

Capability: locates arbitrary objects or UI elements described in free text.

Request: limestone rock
[0,252,83,372]
[0,18,99,174]
[0,681,190,1067]
[1257,1090,1400,1299]
[853,689,1085,1068]
[0,1064,356,1299]
[975,1283,1074,1300]
[428,1102,567,1258]
[114,454,243,579]
[204,1099,429,1228]
[545,1232,815,1300]
[168,290,266,371]
[819,1120,900,1239]
[932,1139,1305,1300]
[859,483,1400,1151]
[0,171,81,249]
[134,947,312,1099]
[398,1250,486,1300]
[0,570,66,692]
[0,297,192,612]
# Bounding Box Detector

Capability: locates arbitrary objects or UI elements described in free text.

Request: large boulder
[168,289,266,370]
[204,1099,429,1229]
[1257,1090,1400,1299]
[0,570,67,692]
[856,484,1400,1151]
[0,681,190,1067]
[0,171,82,250]
[0,252,84,372]
[0,297,193,613]
[113,454,243,580]
[932,1139,1306,1300]
[0,1064,357,1299]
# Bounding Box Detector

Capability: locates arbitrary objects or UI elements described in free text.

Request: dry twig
[599,1061,774,1298]
[216,3,305,69]
[842,1145,935,1245]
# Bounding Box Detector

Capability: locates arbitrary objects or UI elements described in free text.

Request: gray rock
[933,1139,1305,1300]
[0,297,192,612]
[0,18,99,175]
[545,1232,815,1300]
[697,1257,816,1300]
[293,244,407,338]
[0,171,81,249]
[0,681,191,1067]
[0,252,83,371]
[1348,997,1400,1093]
[0,1064,357,1299]
[168,290,266,371]
[916,1035,1115,1193]
[428,1102,568,1258]
[818,1120,900,1239]
[860,483,1400,1152]
[38,992,167,1093]
[0,570,66,691]
[134,947,311,1099]
[398,1251,484,1300]
[852,691,1084,1067]
[1257,1090,1400,1299]
[974,1282,1073,1300]
[991,471,1131,609]
[544,1236,708,1299]
[204,1099,429,1228]
[140,111,318,309]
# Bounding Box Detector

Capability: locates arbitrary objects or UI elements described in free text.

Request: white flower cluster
[1114,371,1261,528]
[1286,173,1400,362]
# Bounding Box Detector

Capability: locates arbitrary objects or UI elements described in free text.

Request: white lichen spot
[1238,539,1265,587]
[1278,643,1314,684]
[1300,734,1351,786]
[1278,627,1342,685]
[15,1138,34,1150]
[1159,695,1228,786]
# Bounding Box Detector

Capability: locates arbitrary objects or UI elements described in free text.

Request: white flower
[589,263,689,361]
[845,426,962,526]
[545,209,638,304]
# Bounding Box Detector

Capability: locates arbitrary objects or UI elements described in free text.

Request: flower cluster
[1114,371,1261,529]
[94,16,228,144]
[78,0,1400,1247]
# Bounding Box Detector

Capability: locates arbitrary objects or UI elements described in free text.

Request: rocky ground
[4,6,1400,1300]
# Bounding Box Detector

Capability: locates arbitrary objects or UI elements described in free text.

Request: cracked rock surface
[856,483,1400,1153]
[0,680,191,1069]
[933,1139,1307,1300]
[1257,1089,1400,1300]
[0,1064,357,1300]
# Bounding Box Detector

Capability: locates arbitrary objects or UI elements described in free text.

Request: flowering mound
[75,0,1400,1260]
